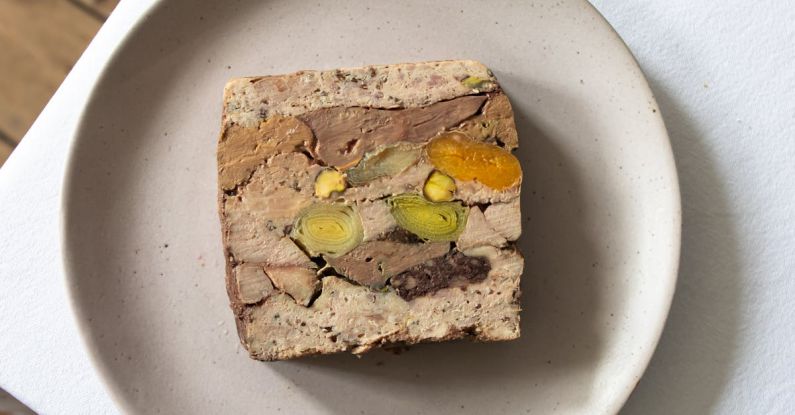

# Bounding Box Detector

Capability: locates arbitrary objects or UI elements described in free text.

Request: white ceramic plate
[63,1,680,413]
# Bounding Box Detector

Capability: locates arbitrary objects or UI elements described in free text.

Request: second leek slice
[387,194,468,242]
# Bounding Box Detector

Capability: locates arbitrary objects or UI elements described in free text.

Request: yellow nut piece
[314,169,346,198]
[423,171,456,202]
[461,76,494,90]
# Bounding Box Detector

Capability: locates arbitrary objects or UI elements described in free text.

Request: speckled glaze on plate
[62,0,680,413]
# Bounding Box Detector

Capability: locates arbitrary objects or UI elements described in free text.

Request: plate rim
[59,1,681,413]
[59,1,167,414]
[580,3,682,411]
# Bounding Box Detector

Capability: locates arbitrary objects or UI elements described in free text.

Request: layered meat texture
[218,60,523,360]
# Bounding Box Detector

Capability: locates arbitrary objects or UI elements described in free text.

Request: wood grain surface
[0,387,35,415]
[73,0,119,19]
[0,0,118,167]
[0,140,13,166]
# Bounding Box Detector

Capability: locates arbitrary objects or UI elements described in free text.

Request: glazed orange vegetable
[426,132,521,190]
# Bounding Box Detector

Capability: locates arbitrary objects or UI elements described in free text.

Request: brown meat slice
[218,116,314,190]
[300,95,486,168]
[456,93,519,150]
[325,241,450,288]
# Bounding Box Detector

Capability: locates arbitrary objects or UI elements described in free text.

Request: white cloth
[590,1,795,414]
[0,1,793,413]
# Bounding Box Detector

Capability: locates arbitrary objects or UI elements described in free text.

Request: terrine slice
[218,60,523,361]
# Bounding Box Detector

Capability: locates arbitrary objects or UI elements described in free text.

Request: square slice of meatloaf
[218,60,523,361]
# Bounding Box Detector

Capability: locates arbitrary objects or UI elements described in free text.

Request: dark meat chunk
[391,251,490,300]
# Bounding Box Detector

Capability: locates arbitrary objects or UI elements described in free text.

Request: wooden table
[0,0,118,167]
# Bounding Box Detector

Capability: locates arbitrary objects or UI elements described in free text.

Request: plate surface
[63,0,680,413]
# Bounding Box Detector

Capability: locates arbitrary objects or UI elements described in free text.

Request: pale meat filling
[244,247,522,360]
